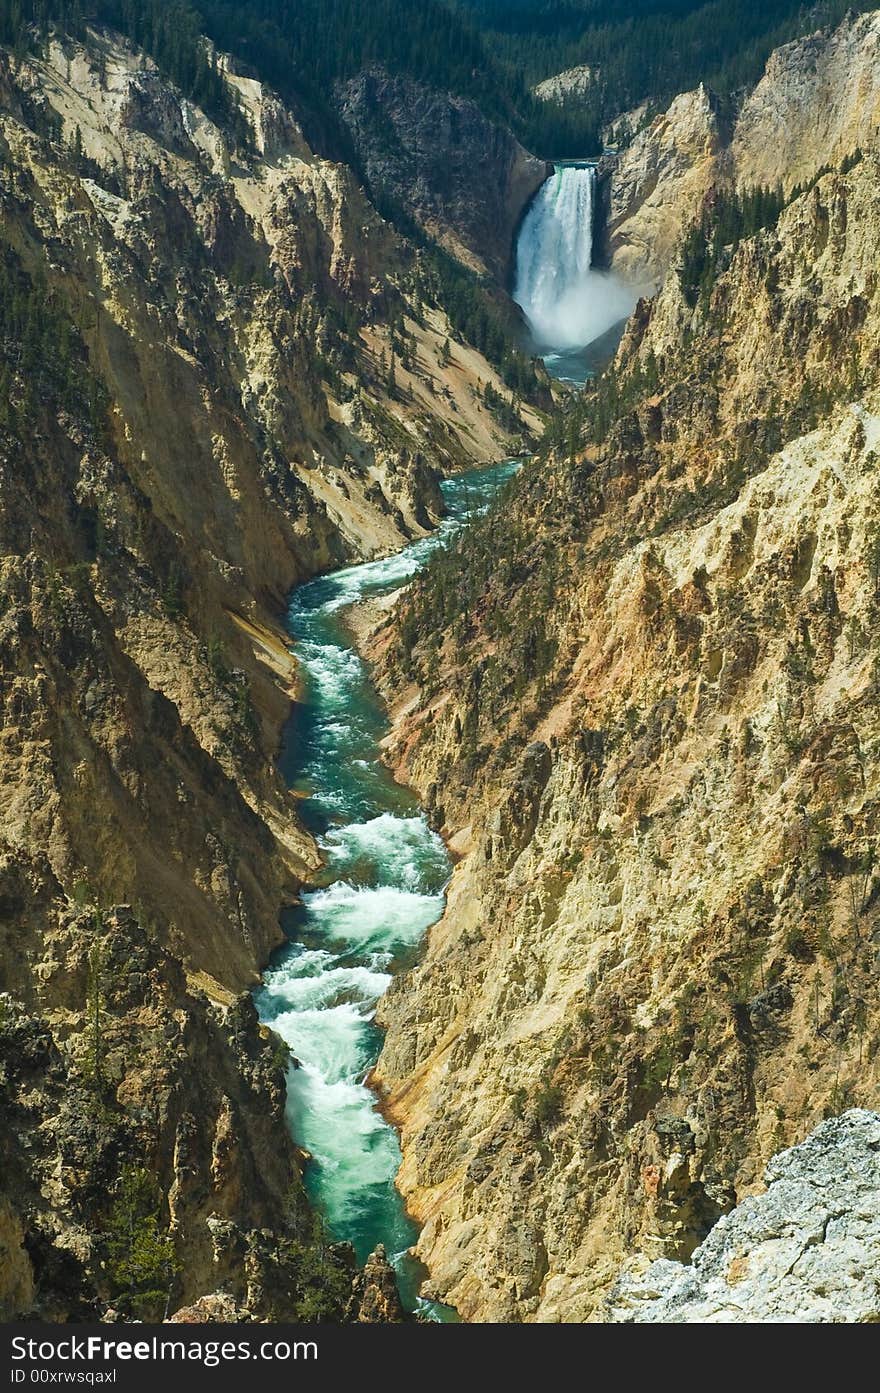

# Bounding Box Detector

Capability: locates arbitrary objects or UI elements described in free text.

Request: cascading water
[514,163,641,382]
[255,460,519,1318]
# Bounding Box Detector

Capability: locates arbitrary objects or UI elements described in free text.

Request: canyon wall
[0,24,534,1319]
[731,10,880,192]
[606,10,880,284]
[371,91,880,1319]
[336,68,549,279]
[605,84,721,285]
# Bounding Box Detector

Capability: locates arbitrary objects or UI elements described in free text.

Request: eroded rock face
[606,84,721,284]
[605,11,880,284]
[0,25,533,1320]
[369,129,880,1320]
[606,1111,880,1322]
[335,67,549,279]
[732,11,880,192]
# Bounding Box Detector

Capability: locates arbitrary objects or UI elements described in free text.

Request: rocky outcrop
[606,1111,880,1322]
[604,84,721,283]
[168,1293,249,1322]
[335,67,549,278]
[368,139,880,1320]
[534,66,597,103]
[346,1246,406,1322]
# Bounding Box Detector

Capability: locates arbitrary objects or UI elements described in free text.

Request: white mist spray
[514,165,638,353]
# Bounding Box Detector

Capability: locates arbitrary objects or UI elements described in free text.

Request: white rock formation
[534,65,597,103]
[605,1111,880,1322]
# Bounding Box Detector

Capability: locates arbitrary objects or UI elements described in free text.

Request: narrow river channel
[255,459,519,1315]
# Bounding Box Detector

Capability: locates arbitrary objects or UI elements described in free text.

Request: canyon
[2,0,880,1327]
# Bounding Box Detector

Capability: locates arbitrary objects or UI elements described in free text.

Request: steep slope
[368,132,880,1319]
[0,23,538,1319]
[335,68,548,279]
[605,9,880,284]
[731,10,880,191]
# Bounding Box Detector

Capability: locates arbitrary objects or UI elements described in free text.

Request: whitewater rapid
[514,163,641,377]
[255,460,518,1315]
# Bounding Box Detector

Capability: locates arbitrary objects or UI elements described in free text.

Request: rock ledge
[605,1111,880,1323]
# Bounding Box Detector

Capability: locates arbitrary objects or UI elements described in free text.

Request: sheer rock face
[605,1111,880,1322]
[606,10,880,284]
[335,67,549,279]
[0,27,530,1320]
[369,127,880,1320]
[731,12,880,193]
[606,84,721,285]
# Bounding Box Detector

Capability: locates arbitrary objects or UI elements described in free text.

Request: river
[255,458,519,1316]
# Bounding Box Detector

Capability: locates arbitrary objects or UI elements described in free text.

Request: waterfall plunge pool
[255,459,520,1320]
[514,162,646,385]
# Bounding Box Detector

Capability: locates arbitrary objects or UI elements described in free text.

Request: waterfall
[514,164,637,356]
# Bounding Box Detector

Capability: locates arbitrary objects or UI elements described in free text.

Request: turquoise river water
[255,459,519,1316]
